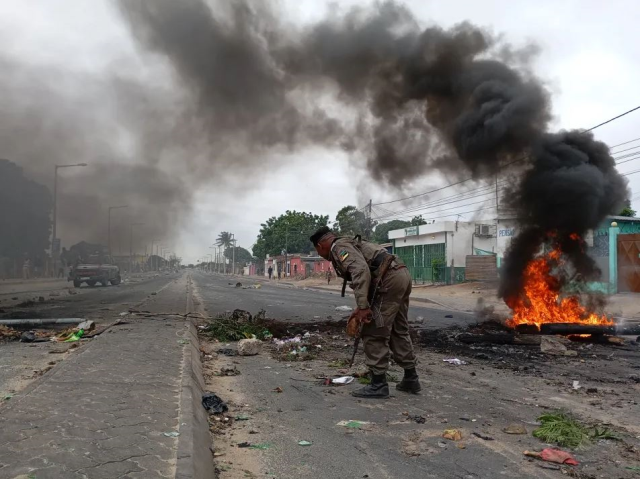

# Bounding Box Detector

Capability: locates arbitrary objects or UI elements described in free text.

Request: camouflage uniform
[329,237,416,375]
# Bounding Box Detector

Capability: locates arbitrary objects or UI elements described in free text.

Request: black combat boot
[396,368,422,394]
[351,373,389,399]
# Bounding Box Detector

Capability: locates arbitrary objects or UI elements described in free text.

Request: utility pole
[107,205,128,257]
[129,222,144,275]
[495,173,499,220]
[231,233,236,275]
[367,199,372,238]
[51,163,87,276]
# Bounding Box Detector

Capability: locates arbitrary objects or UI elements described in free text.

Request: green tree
[224,246,254,265]
[411,215,426,226]
[0,159,52,264]
[252,210,329,259]
[334,205,374,237]
[216,231,233,248]
[619,200,636,217]
[372,219,411,243]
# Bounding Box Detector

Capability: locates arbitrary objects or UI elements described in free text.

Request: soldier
[310,226,420,399]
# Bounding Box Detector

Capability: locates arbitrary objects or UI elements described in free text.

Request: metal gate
[395,243,446,283]
[618,233,640,293]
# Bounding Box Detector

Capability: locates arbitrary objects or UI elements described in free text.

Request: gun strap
[341,277,347,297]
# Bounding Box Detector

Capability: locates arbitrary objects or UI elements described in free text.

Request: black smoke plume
[118,0,628,298]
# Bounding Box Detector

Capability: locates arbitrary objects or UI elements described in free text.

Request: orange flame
[505,240,612,330]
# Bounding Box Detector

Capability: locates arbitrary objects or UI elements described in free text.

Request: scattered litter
[473,432,494,441]
[332,376,355,385]
[77,320,95,332]
[437,441,448,448]
[163,431,180,437]
[217,348,237,356]
[119,312,129,316]
[298,440,312,446]
[177,339,189,344]
[443,358,467,365]
[335,306,353,312]
[524,448,578,466]
[63,330,84,342]
[235,282,242,288]
[503,423,527,435]
[20,331,36,343]
[151,292,157,295]
[202,393,228,414]
[238,338,262,356]
[407,415,426,424]
[235,414,250,421]
[264,366,271,369]
[217,367,240,376]
[237,442,252,448]
[337,420,371,429]
[444,314,453,318]
[572,380,581,390]
[274,336,301,347]
[248,443,271,450]
[272,387,283,393]
[533,412,618,448]
[3,394,13,401]
[442,429,463,441]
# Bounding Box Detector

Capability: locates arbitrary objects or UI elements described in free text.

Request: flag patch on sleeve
[339,250,349,262]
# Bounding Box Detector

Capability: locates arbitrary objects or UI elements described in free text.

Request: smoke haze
[2,0,629,294]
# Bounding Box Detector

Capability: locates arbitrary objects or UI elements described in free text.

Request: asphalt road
[193,271,477,329]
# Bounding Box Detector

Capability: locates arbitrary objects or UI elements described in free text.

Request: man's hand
[346,308,373,337]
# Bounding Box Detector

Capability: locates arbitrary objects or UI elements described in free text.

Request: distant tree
[619,200,636,217]
[224,246,254,265]
[252,210,329,259]
[0,159,52,262]
[411,215,426,226]
[216,231,234,248]
[372,220,411,244]
[334,205,375,237]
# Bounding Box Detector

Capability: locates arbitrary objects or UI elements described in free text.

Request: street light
[107,205,128,257]
[52,163,87,276]
[150,239,160,271]
[129,222,145,275]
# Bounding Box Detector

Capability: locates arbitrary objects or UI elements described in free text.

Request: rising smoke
[117,0,628,299]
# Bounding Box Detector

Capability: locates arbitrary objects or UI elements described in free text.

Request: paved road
[0,273,180,322]
[193,271,476,329]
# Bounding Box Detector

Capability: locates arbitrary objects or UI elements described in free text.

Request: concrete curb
[175,275,216,479]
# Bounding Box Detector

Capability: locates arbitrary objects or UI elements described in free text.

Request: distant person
[326,267,332,285]
[277,269,281,280]
[268,266,273,280]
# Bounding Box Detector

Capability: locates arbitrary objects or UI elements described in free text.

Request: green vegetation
[533,412,619,448]
[204,311,272,342]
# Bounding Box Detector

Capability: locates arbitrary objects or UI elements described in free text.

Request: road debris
[442,429,463,441]
[298,440,312,446]
[443,358,467,365]
[407,415,426,424]
[503,423,527,435]
[524,448,578,466]
[335,306,352,312]
[533,412,619,448]
[163,431,180,438]
[332,376,354,385]
[540,336,575,356]
[337,420,371,429]
[238,338,262,356]
[77,320,95,332]
[237,442,271,450]
[572,380,581,390]
[202,393,229,414]
[216,367,240,376]
[272,386,283,393]
[235,414,250,421]
[472,432,494,441]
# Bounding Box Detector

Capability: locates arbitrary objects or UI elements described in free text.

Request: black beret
[310,226,332,246]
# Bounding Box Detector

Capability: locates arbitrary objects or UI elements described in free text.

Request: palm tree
[216,231,233,248]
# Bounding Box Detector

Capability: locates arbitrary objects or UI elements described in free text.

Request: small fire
[505,238,613,330]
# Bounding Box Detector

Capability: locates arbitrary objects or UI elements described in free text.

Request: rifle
[348,254,394,368]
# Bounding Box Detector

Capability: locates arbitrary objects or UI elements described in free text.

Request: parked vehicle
[71,254,121,288]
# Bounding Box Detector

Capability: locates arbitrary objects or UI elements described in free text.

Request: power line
[616,155,640,166]
[610,136,640,150]
[611,144,640,155]
[586,105,640,132]
[372,105,640,207]
[385,204,497,222]
[622,168,640,177]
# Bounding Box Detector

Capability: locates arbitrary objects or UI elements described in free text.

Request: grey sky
[1,0,638,263]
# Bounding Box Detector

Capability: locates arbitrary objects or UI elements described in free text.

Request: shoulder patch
[338,250,349,262]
